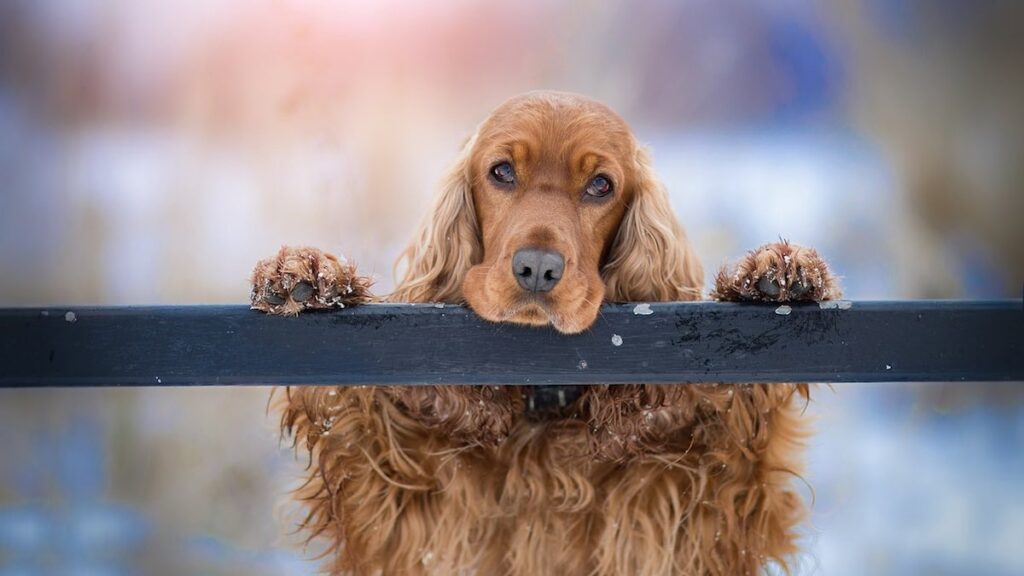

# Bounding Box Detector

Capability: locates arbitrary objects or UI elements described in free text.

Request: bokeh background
[1,0,1022,574]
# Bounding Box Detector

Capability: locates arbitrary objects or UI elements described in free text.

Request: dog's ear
[391,132,482,303]
[602,146,704,302]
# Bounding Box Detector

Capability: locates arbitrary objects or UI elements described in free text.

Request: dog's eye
[585,175,613,198]
[490,162,516,185]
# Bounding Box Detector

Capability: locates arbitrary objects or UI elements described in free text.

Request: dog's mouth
[484,298,558,332]
[499,297,584,334]
[524,385,586,420]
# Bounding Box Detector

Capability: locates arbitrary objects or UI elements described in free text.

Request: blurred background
[1,0,1021,574]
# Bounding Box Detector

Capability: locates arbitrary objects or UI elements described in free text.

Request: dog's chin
[505,304,551,327]
[467,296,598,335]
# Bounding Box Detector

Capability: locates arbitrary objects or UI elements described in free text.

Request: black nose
[512,248,565,293]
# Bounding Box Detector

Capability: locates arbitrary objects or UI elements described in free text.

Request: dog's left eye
[490,162,516,185]
[585,175,613,198]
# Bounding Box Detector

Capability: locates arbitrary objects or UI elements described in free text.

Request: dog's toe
[264,290,286,305]
[291,281,315,302]
[788,272,812,299]
[757,275,782,298]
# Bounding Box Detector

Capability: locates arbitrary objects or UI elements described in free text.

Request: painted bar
[0,301,1021,386]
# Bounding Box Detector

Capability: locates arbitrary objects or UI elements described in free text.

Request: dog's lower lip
[518,293,550,308]
[502,298,555,322]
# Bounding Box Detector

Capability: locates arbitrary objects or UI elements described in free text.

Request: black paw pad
[757,275,781,298]
[291,281,315,302]
[789,277,811,299]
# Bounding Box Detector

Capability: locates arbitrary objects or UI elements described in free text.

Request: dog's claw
[264,291,286,305]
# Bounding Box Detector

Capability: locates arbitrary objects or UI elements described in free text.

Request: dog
[251,91,840,575]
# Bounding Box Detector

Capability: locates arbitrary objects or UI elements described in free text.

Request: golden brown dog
[251,91,840,575]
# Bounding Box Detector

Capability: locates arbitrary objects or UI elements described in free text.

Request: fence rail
[0,301,1021,387]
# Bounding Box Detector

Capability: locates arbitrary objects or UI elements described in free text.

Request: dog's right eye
[490,162,516,186]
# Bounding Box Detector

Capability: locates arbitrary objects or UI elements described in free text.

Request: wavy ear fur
[390,133,482,303]
[602,146,704,302]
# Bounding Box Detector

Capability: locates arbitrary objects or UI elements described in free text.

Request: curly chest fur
[278,383,809,576]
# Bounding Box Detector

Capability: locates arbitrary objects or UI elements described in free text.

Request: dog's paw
[711,241,840,302]
[250,246,373,315]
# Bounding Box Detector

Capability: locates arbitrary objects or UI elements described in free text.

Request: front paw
[250,246,373,315]
[712,241,841,302]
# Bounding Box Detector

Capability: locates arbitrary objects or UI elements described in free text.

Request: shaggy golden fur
[251,91,840,575]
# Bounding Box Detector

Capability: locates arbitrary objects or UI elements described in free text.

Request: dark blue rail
[0,301,1021,386]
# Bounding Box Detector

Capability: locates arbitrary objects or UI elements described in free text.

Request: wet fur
[276,384,810,575]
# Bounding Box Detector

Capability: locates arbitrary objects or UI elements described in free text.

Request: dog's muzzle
[525,385,585,418]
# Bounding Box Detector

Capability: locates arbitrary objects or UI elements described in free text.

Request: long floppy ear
[389,133,482,303]
[602,146,704,302]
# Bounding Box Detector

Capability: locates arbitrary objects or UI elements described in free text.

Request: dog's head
[393,91,703,333]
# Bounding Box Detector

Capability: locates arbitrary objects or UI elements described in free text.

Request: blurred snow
[806,384,1024,575]
[648,130,899,297]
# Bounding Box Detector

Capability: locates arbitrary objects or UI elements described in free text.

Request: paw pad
[291,281,315,302]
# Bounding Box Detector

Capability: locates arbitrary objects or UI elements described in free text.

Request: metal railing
[1,301,1021,386]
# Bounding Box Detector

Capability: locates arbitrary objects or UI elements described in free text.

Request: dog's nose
[512,248,564,293]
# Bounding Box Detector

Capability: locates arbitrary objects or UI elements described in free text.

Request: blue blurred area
[0,412,149,576]
[0,390,308,576]
[766,18,842,123]
[807,384,1024,575]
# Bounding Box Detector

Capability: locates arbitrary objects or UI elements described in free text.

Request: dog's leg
[250,246,374,314]
[279,386,458,576]
[591,384,810,576]
[705,240,830,573]
[711,240,840,302]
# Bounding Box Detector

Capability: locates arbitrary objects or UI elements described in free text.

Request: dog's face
[394,91,704,336]
[461,95,637,334]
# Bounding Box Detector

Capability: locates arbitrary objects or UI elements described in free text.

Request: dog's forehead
[475,93,634,159]
[486,92,626,126]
